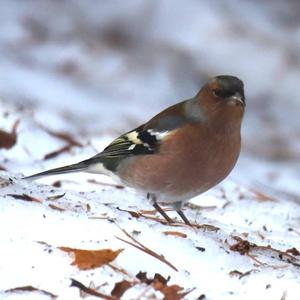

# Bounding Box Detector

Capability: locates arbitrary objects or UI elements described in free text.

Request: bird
[24,75,245,226]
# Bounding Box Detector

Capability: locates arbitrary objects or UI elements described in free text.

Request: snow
[1,1,300,299]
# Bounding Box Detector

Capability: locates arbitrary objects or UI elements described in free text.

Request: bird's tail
[23,161,88,181]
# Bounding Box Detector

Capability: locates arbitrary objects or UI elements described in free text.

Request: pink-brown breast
[118,123,241,201]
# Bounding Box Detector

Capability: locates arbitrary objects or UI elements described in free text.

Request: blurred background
[0,0,299,194]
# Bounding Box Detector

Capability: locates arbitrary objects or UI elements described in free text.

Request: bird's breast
[118,124,241,201]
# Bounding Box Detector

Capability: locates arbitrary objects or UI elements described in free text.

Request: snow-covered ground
[1,1,300,299]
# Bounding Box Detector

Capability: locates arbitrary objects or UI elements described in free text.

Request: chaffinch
[25,75,245,226]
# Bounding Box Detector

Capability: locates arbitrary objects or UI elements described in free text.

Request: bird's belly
[118,139,240,201]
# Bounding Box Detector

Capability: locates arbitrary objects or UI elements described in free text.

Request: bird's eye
[213,89,230,98]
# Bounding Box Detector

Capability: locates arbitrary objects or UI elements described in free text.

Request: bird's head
[196,75,245,130]
[207,75,245,106]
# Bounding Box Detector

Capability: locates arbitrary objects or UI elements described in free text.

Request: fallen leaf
[153,273,170,285]
[230,238,252,255]
[286,247,300,256]
[44,145,72,160]
[135,272,194,300]
[117,207,140,218]
[136,271,153,285]
[59,247,123,270]
[38,124,83,147]
[47,193,65,201]
[153,281,185,300]
[4,285,57,298]
[0,120,20,149]
[111,280,133,298]
[7,193,43,203]
[52,180,62,187]
[48,204,65,211]
[163,231,187,238]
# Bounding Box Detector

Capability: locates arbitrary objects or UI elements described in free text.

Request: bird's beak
[227,93,245,107]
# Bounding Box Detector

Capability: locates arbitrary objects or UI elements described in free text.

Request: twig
[4,285,57,299]
[108,263,130,276]
[228,236,300,268]
[70,278,116,300]
[115,227,178,272]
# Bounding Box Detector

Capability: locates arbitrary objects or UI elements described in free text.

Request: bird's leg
[176,210,192,226]
[173,201,192,226]
[147,193,174,224]
[153,202,175,224]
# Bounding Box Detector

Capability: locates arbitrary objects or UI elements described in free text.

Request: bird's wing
[98,124,157,158]
[92,111,189,160]
[91,125,167,160]
[85,99,201,173]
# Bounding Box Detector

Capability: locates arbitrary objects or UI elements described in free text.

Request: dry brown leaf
[136,272,194,300]
[48,204,65,212]
[37,125,84,160]
[7,193,43,203]
[230,238,251,255]
[163,231,187,238]
[40,125,83,147]
[153,281,185,300]
[44,145,72,160]
[52,180,62,187]
[286,247,300,256]
[59,247,123,270]
[111,280,133,298]
[0,120,20,149]
[47,193,65,201]
[136,271,154,284]
[117,207,140,218]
